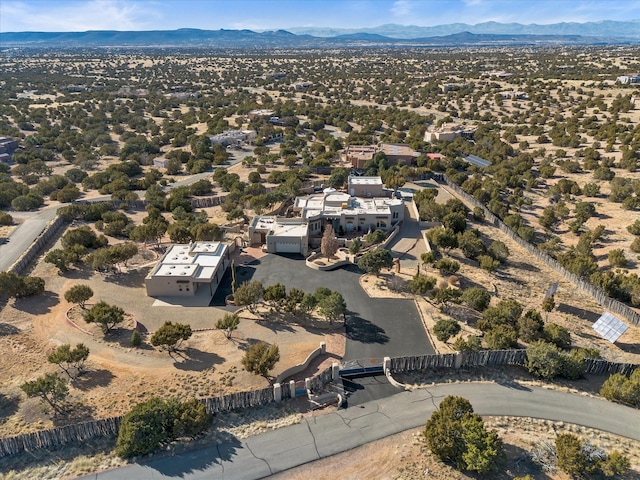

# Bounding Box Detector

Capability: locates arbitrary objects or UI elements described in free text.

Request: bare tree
[321,224,339,258]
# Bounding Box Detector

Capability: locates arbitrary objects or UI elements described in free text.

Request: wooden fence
[10,216,67,275]
[443,177,640,326]
[389,350,639,377]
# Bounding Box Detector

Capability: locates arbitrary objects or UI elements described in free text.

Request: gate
[339,358,384,377]
[294,380,307,396]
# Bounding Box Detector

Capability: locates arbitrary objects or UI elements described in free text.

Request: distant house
[425,124,476,142]
[616,75,640,84]
[0,137,19,160]
[153,158,169,168]
[145,242,230,298]
[248,216,309,255]
[343,145,378,169]
[500,90,527,100]
[209,130,257,147]
[248,109,275,121]
[379,143,420,165]
[293,81,313,90]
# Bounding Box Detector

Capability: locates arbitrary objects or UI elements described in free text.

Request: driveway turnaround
[218,254,435,361]
[80,383,640,480]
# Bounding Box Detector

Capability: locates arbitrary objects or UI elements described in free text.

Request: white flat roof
[296,194,402,218]
[349,176,382,185]
[151,242,228,279]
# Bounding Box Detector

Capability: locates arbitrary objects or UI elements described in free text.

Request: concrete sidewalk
[81,382,640,480]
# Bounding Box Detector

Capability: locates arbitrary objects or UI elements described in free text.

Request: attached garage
[275,240,302,254]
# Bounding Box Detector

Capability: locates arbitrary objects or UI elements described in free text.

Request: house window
[377,220,387,228]
[393,211,399,219]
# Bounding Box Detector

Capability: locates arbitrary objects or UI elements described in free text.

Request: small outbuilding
[145,241,230,298]
[248,216,309,256]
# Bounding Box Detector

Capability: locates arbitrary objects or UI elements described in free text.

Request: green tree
[47,343,90,379]
[599,451,631,477]
[517,309,544,342]
[556,433,589,477]
[408,274,437,295]
[453,336,483,352]
[83,301,125,334]
[348,237,362,255]
[423,396,503,472]
[435,258,460,274]
[608,248,627,268]
[234,280,264,315]
[216,313,240,340]
[357,248,394,276]
[484,324,518,349]
[599,369,640,407]
[433,319,461,343]
[150,321,192,353]
[64,284,93,309]
[21,372,68,413]
[263,283,287,312]
[171,398,211,439]
[526,340,564,380]
[241,341,280,380]
[461,287,491,312]
[541,295,555,321]
[365,229,386,245]
[488,241,509,262]
[318,291,347,324]
[543,323,571,349]
[116,397,176,458]
[478,254,500,273]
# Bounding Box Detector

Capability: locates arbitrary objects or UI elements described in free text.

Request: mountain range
[285,20,640,39]
[1,20,639,48]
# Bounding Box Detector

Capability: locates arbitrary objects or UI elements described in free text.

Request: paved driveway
[81,383,640,480]
[212,254,434,362]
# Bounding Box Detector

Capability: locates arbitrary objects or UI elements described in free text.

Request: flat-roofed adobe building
[294,191,403,235]
[248,216,309,255]
[379,143,420,165]
[145,241,230,298]
[344,145,378,169]
[348,175,384,197]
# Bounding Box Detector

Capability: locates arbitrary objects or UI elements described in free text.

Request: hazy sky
[1,0,639,33]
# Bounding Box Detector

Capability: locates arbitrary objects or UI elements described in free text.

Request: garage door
[275,241,300,253]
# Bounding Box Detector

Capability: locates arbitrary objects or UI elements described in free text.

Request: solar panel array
[592,312,629,343]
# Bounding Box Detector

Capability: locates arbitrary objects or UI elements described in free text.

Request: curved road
[80,383,640,480]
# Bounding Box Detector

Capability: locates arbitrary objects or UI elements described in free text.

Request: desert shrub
[543,323,571,349]
[433,319,461,343]
[460,287,491,312]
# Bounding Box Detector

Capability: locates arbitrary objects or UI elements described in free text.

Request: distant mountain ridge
[286,20,640,39]
[1,22,638,48]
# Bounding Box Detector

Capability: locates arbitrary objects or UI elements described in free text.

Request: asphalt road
[224,254,434,361]
[79,382,640,480]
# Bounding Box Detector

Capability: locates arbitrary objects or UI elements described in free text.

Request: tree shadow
[494,376,532,391]
[52,402,97,426]
[0,323,21,336]
[0,393,20,422]
[503,443,554,480]
[143,430,242,477]
[255,318,296,333]
[64,266,94,280]
[12,290,59,315]
[72,368,115,391]
[235,337,263,352]
[346,314,389,344]
[103,266,151,287]
[172,347,225,371]
[615,340,640,355]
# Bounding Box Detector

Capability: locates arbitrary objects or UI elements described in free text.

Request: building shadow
[210,264,257,307]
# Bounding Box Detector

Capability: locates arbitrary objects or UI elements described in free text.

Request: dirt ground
[0,242,344,438]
